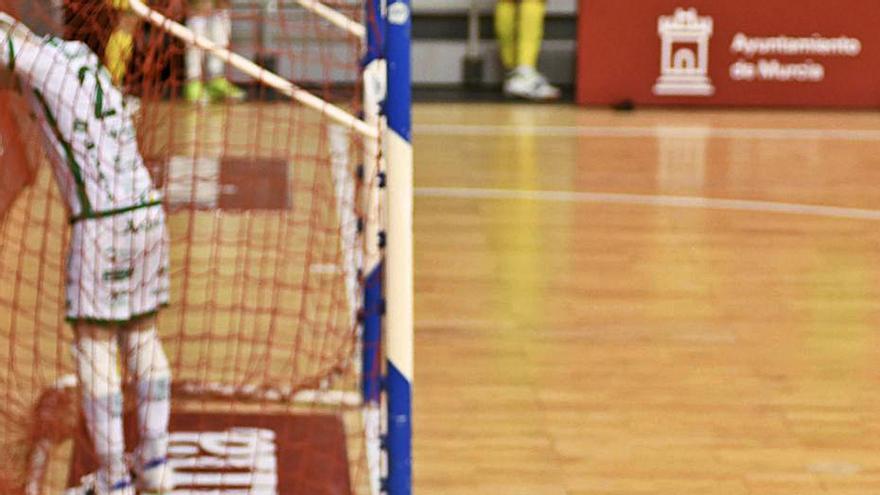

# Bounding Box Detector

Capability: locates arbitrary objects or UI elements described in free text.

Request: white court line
[415,123,880,141]
[415,187,880,222]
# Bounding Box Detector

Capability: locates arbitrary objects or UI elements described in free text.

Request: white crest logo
[653,8,715,97]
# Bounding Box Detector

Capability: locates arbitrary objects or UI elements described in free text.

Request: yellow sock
[517,0,545,69]
[495,0,517,70]
[105,29,134,86]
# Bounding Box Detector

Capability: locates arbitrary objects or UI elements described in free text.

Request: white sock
[73,336,130,486]
[185,15,209,81]
[121,327,172,464]
[207,9,231,79]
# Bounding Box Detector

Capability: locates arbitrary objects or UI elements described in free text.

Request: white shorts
[66,204,170,324]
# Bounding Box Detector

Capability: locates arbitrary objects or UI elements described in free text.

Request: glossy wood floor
[412,104,880,494]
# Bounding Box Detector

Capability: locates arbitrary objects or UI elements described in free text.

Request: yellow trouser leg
[516,0,545,69]
[105,28,134,86]
[105,0,138,86]
[495,0,517,70]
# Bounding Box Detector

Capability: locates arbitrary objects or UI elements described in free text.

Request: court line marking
[414,123,880,141]
[415,187,880,221]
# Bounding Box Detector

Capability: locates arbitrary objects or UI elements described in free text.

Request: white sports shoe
[64,473,135,495]
[503,66,561,101]
[135,458,176,494]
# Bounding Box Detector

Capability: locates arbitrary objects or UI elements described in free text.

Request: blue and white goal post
[362,1,414,494]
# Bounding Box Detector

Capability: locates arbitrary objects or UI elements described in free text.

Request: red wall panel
[577,1,880,107]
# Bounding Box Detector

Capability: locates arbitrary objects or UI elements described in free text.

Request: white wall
[414,0,577,15]
[413,0,578,86]
[413,39,575,85]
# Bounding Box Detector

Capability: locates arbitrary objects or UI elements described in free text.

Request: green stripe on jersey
[32,89,94,217]
[77,66,117,120]
[5,36,14,72]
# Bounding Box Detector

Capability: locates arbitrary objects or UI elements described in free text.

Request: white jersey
[1,33,160,221]
[2,31,169,323]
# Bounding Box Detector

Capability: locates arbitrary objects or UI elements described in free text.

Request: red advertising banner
[577,0,880,107]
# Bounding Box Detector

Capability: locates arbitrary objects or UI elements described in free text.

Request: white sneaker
[503,66,561,101]
[135,458,176,493]
[65,473,135,495]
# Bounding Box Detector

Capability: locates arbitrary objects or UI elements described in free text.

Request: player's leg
[183,0,210,102]
[203,0,245,102]
[515,0,545,73]
[66,208,133,494]
[72,323,135,495]
[117,203,173,492]
[67,199,171,493]
[499,0,560,101]
[494,0,517,71]
[120,315,174,493]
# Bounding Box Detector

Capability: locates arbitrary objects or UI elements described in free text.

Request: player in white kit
[0,13,174,495]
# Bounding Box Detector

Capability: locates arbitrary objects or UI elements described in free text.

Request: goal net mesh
[0,1,382,494]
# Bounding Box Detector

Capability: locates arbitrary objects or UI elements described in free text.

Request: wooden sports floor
[413,103,880,495]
